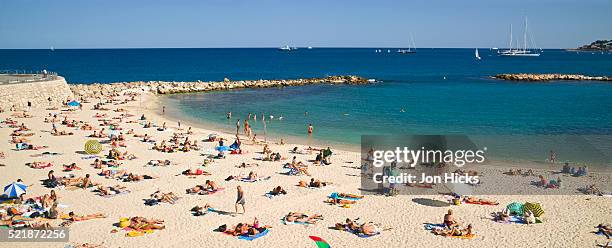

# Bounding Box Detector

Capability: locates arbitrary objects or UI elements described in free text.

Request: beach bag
[506,202,524,216]
[523,202,544,217]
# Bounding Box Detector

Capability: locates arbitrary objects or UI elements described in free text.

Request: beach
[0,88,610,248]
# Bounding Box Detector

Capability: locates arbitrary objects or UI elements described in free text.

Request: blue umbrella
[67,101,81,107]
[3,182,27,198]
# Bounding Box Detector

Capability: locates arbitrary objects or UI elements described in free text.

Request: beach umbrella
[67,100,81,107]
[506,202,524,215]
[523,202,544,217]
[3,182,27,198]
[84,139,103,154]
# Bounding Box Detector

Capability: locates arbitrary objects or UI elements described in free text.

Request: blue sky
[0,0,610,49]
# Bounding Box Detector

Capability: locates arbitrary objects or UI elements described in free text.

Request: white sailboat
[398,34,417,54]
[278,45,293,51]
[499,17,540,57]
[475,48,481,60]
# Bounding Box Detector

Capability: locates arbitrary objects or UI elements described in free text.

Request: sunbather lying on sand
[96,185,129,196]
[463,196,498,205]
[432,224,474,237]
[270,186,287,196]
[149,191,179,204]
[182,168,211,176]
[596,223,612,238]
[191,204,212,216]
[237,162,259,168]
[221,218,271,236]
[127,217,165,230]
[335,218,382,236]
[148,159,172,167]
[26,161,53,169]
[66,212,106,222]
[284,212,322,224]
[51,128,74,136]
[100,169,128,179]
[123,173,157,182]
[63,163,82,171]
[326,198,356,205]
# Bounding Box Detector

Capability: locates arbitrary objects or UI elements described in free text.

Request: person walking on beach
[235,185,245,214]
[308,123,313,135]
[27,101,32,112]
[162,106,165,115]
[236,119,241,136]
[244,120,250,137]
[549,150,556,164]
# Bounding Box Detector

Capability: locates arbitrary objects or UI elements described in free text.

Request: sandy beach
[1,90,611,248]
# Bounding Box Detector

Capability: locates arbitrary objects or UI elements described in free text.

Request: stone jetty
[493,73,611,82]
[69,75,370,98]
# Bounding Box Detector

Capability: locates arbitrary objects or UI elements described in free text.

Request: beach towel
[502,215,542,224]
[350,229,380,238]
[329,192,362,201]
[216,146,229,152]
[241,176,271,183]
[449,234,477,239]
[238,229,270,241]
[424,223,446,230]
[199,188,225,195]
[100,190,130,198]
[282,218,313,225]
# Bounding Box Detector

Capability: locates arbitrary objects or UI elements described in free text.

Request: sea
[1,48,611,166]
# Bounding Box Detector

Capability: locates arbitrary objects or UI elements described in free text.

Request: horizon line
[0,46,572,50]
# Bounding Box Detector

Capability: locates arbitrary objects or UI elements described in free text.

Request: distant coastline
[567,40,612,51]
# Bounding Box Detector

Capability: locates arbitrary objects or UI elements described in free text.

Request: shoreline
[150,93,611,173]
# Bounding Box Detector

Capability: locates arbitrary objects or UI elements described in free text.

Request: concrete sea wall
[0,76,74,110]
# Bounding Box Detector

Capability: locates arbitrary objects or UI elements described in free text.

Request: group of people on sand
[44,170,99,189]
[218,217,269,237]
[431,209,474,237]
[561,162,589,177]
[152,135,199,153]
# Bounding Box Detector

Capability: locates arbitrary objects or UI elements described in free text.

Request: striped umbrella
[523,202,544,217]
[3,182,27,198]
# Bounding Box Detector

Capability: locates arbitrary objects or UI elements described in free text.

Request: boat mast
[523,17,528,52]
[509,24,513,51]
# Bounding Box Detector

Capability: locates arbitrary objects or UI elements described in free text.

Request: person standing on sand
[162,106,165,115]
[308,124,313,135]
[235,186,245,214]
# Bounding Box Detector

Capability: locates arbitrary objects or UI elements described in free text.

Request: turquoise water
[1,48,611,164]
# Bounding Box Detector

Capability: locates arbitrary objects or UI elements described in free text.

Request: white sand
[0,92,610,248]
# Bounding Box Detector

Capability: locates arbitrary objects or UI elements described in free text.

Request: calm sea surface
[1,48,611,165]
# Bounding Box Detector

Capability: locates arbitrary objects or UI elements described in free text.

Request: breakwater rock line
[69,75,371,97]
[493,73,611,82]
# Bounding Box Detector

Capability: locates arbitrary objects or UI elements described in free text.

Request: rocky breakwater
[493,73,611,82]
[70,75,371,98]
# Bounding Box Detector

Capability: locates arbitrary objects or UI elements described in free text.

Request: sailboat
[475,48,481,60]
[278,45,294,51]
[398,34,417,54]
[499,17,540,57]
